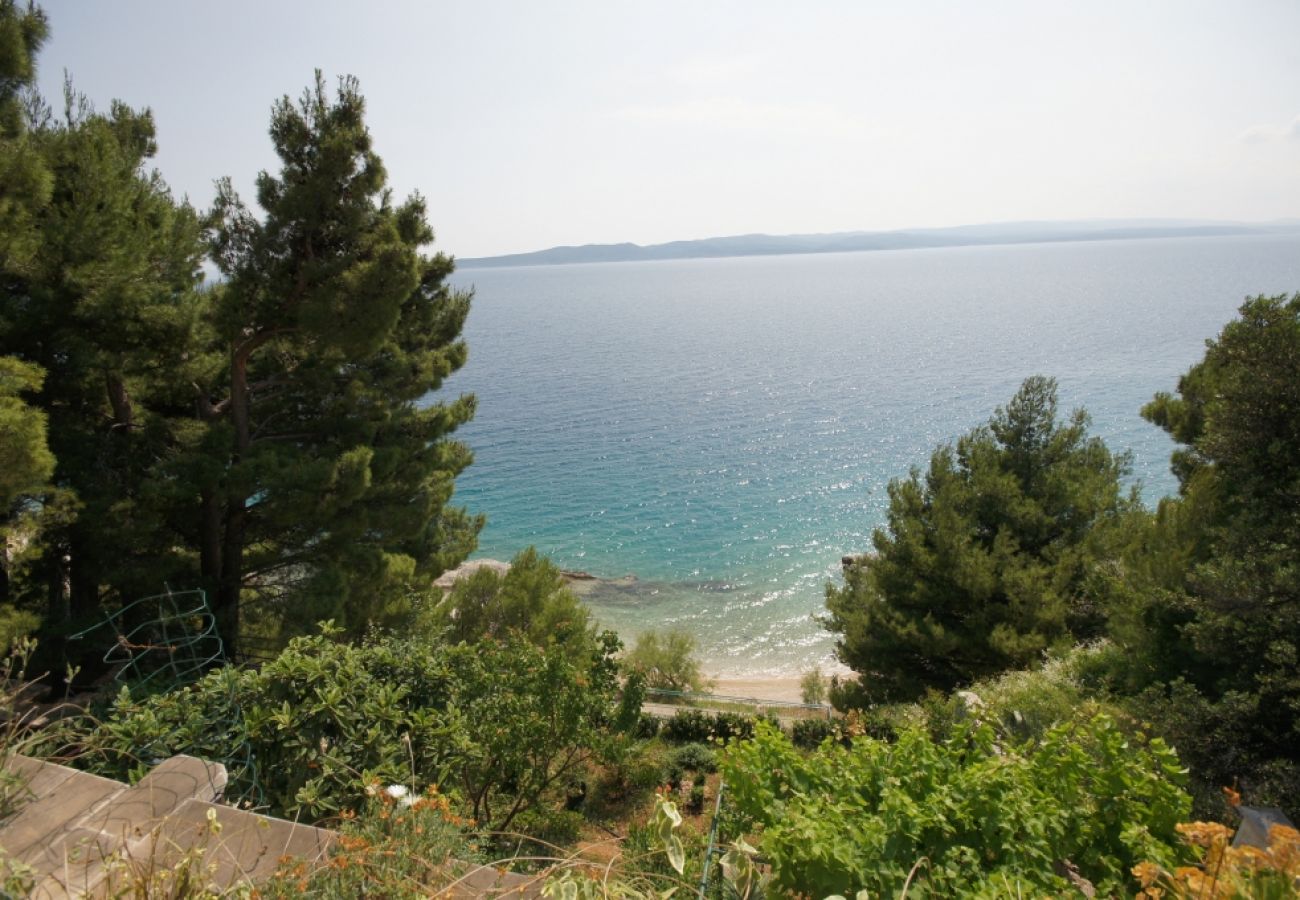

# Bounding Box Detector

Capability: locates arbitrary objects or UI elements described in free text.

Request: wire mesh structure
[70,588,264,807]
[92,588,226,691]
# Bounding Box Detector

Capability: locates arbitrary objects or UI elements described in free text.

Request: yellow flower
[1175,821,1232,848]
[1132,860,1163,887]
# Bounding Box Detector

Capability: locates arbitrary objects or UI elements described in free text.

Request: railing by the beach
[642,688,834,720]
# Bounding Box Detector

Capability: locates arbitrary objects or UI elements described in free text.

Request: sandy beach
[436,558,833,701]
[705,676,805,703]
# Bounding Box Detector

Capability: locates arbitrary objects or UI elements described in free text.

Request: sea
[443,234,1300,677]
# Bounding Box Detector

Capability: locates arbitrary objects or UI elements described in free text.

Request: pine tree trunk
[45,543,69,692]
[0,542,9,609]
[67,529,99,623]
[213,341,255,660]
[216,501,244,660]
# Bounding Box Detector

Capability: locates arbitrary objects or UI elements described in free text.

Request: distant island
[458,218,1300,268]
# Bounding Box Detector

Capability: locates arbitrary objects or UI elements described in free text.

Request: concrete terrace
[0,754,535,898]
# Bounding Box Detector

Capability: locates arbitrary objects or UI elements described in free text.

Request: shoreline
[703,676,805,704]
[435,557,846,699]
[432,557,638,597]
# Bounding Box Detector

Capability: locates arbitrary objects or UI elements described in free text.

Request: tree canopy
[423,548,595,654]
[825,376,1133,704]
[200,73,479,651]
[1113,294,1300,806]
[0,3,479,665]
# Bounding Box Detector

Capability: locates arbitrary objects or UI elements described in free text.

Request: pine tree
[1121,294,1300,806]
[0,0,50,269]
[0,4,207,650]
[0,0,52,619]
[202,73,480,652]
[825,376,1132,704]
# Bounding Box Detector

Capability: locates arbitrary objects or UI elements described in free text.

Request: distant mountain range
[458,219,1300,269]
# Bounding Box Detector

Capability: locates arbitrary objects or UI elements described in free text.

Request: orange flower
[1175,821,1233,848]
[1267,823,1300,872]
[1132,860,1163,887]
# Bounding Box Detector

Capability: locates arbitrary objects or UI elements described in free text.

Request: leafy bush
[686,783,705,815]
[790,717,837,749]
[421,548,594,654]
[799,667,828,705]
[78,629,627,830]
[621,806,709,886]
[589,748,665,812]
[660,712,769,743]
[623,628,709,693]
[659,708,771,745]
[511,806,586,857]
[722,715,1192,897]
[1126,678,1300,816]
[668,743,717,775]
[952,643,1119,740]
[709,711,755,743]
[632,712,661,739]
[661,709,713,744]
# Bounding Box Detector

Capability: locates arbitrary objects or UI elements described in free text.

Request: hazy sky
[34,1,1300,257]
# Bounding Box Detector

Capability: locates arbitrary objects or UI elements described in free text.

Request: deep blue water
[443,235,1300,676]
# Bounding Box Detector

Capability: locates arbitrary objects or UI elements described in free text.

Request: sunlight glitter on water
[446,235,1300,675]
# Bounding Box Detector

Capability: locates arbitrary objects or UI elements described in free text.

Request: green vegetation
[78,627,628,830]
[0,2,477,668]
[623,626,710,693]
[825,297,1300,818]
[0,359,49,642]
[723,715,1191,897]
[799,666,829,705]
[826,375,1133,704]
[202,74,479,653]
[658,707,776,744]
[423,548,593,652]
[3,3,1300,897]
[1110,293,1300,810]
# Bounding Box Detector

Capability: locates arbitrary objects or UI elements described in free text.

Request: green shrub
[660,708,775,745]
[589,748,665,813]
[623,628,709,693]
[1126,678,1300,816]
[632,712,661,739]
[622,815,709,885]
[661,709,713,743]
[686,783,705,815]
[79,628,626,830]
[799,667,828,705]
[790,717,837,749]
[966,645,1111,736]
[668,743,717,775]
[723,715,1192,897]
[709,711,754,743]
[511,806,586,856]
[422,548,595,655]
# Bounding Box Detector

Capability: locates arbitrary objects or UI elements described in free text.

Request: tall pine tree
[825,377,1133,704]
[203,73,480,652]
[1,0,209,664]
[1116,294,1300,807]
[0,0,51,621]
[0,92,207,650]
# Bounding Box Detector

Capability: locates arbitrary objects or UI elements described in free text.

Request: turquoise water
[444,235,1300,676]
